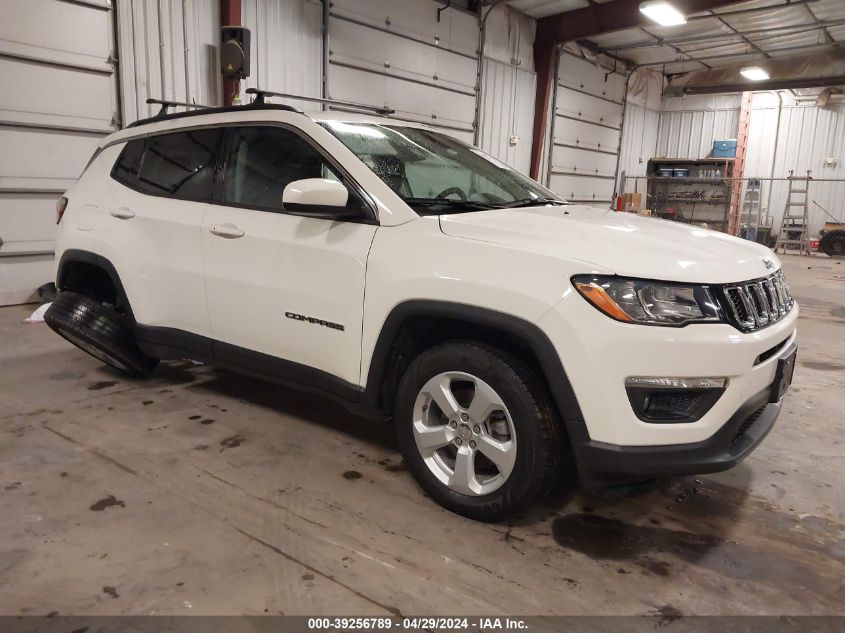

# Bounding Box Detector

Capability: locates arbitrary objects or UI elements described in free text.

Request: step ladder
[740,178,762,241]
[775,170,811,255]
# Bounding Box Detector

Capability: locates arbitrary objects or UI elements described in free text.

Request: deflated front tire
[45,291,158,378]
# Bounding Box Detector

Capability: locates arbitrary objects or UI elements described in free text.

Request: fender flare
[56,249,136,323]
[362,300,586,431]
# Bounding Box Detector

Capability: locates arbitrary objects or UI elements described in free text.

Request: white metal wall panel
[0,0,118,305]
[617,103,660,183]
[745,102,845,235]
[655,107,739,159]
[117,0,221,124]
[654,93,845,234]
[550,52,624,205]
[477,58,536,175]
[328,0,480,139]
[241,0,323,112]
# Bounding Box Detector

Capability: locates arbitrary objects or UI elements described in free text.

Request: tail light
[56,196,68,224]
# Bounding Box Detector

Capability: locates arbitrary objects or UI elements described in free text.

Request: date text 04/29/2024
[306,617,528,630]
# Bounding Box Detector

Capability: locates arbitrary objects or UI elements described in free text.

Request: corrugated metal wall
[240,0,323,111]
[617,69,662,188]
[477,59,536,174]
[116,0,222,125]
[477,7,535,174]
[653,92,845,233]
[745,95,845,234]
[617,103,660,181]
[656,96,741,160]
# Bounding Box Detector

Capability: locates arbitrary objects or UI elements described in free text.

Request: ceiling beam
[711,12,771,60]
[639,25,712,69]
[602,18,845,52]
[535,0,751,48]
[804,3,835,45]
[664,49,845,95]
[528,0,748,179]
[638,40,844,70]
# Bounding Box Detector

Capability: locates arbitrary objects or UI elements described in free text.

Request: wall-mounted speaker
[221,26,251,79]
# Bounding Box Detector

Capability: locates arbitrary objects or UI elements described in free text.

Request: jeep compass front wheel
[395,341,562,522]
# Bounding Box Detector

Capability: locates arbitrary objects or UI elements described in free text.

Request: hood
[438,205,778,284]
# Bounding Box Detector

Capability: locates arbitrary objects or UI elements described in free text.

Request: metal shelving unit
[646,158,736,229]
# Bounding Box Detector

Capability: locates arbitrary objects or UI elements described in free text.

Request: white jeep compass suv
[46,97,798,521]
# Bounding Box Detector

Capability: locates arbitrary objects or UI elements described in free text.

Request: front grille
[720,271,794,332]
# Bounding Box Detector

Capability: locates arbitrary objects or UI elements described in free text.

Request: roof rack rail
[245,88,395,115]
[145,98,213,117]
[127,99,302,129]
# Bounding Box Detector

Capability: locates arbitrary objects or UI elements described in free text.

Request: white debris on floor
[23,303,51,323]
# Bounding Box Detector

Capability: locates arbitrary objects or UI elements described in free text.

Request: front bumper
[537,287,798,485]
[572,381,782,486]
[538,290,799,447]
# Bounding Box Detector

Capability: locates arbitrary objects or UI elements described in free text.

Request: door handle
[110,207,135,220]
[209,223,245,239]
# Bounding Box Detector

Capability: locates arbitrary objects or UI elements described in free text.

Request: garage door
[0,0,119,305]
[327,0,479,143]
[548,50,625,207]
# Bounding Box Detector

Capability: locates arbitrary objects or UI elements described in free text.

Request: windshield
[320,121,567,215]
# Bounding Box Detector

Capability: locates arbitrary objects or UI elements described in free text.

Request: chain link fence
[619,175,845,245]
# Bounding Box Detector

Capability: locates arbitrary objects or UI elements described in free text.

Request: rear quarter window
[110,129,222,201]
[112,139,144,186]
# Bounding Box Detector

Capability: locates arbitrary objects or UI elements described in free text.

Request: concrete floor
[0,255,842,616]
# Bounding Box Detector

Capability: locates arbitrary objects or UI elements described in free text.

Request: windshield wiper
[403,198,499,212]
[495,197,568,209]
[403,196,568,214]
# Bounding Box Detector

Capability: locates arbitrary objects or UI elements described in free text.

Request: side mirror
[282,178,352,218]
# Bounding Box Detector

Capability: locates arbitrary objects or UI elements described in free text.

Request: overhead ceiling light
[639,1,687,26]
[740,66,770,81]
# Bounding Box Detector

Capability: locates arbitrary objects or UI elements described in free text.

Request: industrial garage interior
[1,0,843,628]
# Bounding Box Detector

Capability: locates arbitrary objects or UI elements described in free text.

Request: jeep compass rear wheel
[395,341,561,522]
[45,291,158,378]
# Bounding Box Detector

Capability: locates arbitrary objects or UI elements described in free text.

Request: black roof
[126,102,303,129]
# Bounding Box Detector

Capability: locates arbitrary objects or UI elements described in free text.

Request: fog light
[625,377,727,389]
[625,377,727,423]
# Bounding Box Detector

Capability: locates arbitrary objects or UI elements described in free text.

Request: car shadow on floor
[182,364,396,452]
[158,361,760,564]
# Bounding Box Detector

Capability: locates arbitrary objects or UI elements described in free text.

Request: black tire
[819,231,845,258]
[394,341,564,522]
[45,291,158,378]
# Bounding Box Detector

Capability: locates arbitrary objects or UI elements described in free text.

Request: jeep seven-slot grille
[721,271,794,332]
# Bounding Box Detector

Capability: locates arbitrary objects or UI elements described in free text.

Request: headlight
[572,275,722,326]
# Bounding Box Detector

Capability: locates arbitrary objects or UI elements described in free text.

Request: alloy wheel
[412,371,517,496]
